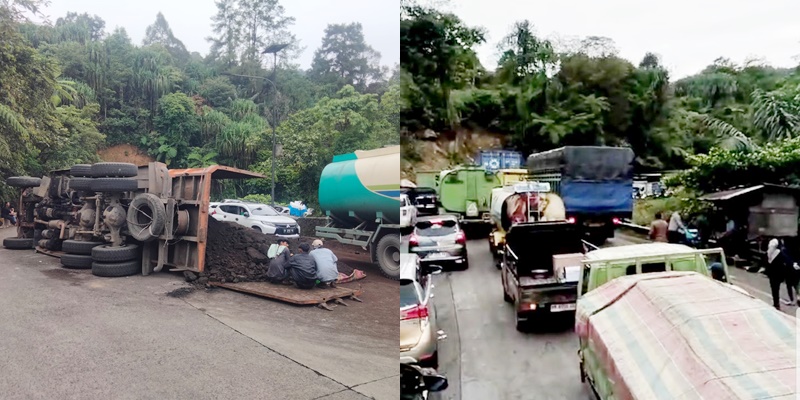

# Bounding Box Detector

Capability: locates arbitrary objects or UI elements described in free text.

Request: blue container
[476,150,524,172]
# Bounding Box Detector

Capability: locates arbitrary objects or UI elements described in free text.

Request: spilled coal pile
[201,218,357,283]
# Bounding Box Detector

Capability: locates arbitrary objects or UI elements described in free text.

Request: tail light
[401,304,429,320]
[455,231,466,244]
[409,234,419,246]
[567,217,576,224]
[211,210,216,215]
[612,217,621,225]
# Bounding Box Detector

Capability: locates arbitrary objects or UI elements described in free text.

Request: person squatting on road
[667,210,685,244]
[266,239,291,284]
[649,212,669,243]
[286,243,318,290]
[766,238,800,309]
[1,202,16,227]
[310,239,338,288]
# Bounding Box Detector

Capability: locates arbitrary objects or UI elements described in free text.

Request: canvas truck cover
[528,147,634,215]
[576,271,796,400]
[527,146,635,180]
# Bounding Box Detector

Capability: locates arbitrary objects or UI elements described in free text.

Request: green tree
[310,23,382,91]
[143,12,190,65]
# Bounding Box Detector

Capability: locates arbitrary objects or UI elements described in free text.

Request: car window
[219,205,236,214]
[401,197,408,207]
[400,280,421,308]
[416,220,458,237]
[251,205,278,216]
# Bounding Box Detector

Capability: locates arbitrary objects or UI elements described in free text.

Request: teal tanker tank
[316,146,401,279]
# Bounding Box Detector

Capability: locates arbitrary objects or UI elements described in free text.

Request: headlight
[260,221,276,227]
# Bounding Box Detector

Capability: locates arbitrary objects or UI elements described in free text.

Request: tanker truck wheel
[376,234,400,280]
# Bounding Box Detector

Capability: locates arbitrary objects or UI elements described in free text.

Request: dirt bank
[203,218,367,283]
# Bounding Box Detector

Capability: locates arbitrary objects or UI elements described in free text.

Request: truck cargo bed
[211,282,363,310]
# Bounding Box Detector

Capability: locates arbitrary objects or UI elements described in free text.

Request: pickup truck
[501,221,585,331]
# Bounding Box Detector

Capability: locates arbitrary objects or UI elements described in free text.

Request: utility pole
[262,43,289,207]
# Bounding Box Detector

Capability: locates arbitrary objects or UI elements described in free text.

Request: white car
[400,194,417,228]
[209,202,300,238]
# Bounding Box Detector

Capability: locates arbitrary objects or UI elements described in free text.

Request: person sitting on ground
[310,239,339,288]
[286,243,318,290]
[648,212,668,243]
[8,207,17,225]
[667,210,685,244]
[266,239,291,284]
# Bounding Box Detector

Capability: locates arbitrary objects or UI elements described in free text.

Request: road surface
[406,230,795,400]
[0,228,397,400]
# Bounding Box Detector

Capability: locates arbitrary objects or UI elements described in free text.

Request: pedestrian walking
[766,238,796,310]
[648,212,668,243]
[667,210,685,244]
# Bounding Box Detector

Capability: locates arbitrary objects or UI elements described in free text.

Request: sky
[444,0,800,79]
[38,0,400,70]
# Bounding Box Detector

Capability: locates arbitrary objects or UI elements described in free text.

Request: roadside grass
[633,197,684,226]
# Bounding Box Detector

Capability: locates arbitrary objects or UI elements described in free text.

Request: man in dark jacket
[266,239,291,284]
[286,243,318,289]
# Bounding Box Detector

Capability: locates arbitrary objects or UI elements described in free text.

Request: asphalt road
[0,228,397,400]
[404,229,794,400]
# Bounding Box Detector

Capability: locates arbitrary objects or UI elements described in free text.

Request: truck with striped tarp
[316,146,401,280]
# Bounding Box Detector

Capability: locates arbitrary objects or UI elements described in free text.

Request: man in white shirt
[667,211,685,244]
[309,239,339,288]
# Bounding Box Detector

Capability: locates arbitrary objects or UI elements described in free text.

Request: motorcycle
[680,227,702,248]
[400,359,448,400]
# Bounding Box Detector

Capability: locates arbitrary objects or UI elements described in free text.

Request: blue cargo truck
[475,150,524,172]
[527,146,634,243]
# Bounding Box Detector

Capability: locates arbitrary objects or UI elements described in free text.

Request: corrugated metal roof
[698,185,764,201]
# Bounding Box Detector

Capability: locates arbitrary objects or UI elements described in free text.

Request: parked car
[401,194,418,229]
[400,253,444,368]
[408,214,468,269]
[209,202,300,238]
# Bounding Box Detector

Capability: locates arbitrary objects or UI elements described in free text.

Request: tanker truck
[315,146,401,280]
[488,181,566,264]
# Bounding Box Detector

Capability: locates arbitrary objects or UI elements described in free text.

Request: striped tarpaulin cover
[576,271,797,400]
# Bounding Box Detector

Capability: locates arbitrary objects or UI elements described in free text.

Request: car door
[218,205,235,221]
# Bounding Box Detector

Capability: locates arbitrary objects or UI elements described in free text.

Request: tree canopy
[1,0,398,205]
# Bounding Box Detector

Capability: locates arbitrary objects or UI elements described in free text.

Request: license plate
[550,303,576,312]
[285,229,296,234]
[428,252,449,259]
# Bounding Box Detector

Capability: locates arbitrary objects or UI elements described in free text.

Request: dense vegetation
[400,2,800,185]
[0,0,399,205]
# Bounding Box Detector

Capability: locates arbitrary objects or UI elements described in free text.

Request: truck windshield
[416,220,457,237]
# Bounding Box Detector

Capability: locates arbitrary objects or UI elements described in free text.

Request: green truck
[437,166,500,227]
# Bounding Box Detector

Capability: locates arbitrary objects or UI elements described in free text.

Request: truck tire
[68,177,93,192]
[62,240,104,255]
[7,176,41,188]
[503,289,512,303]
[92,260,139,277]
[90,162,138,178]
[60,253,93,269]
[376,234,400,280]
[3,238,33,250]
[127,193,166,242]
[90,177,138,193]
[92,244,140,262]
[70,164,93,177]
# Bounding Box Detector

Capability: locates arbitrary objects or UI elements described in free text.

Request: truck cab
[578,243,739,298]
[501,221,586,331]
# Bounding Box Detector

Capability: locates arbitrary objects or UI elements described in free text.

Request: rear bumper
[516,288,578,315]
[400,328,438,367]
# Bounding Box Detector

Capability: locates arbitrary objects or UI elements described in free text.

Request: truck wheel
[68,177,93,192]
[503,289,512,303]
[62,240,104,255]
[92,244,140,262]
[90,177,138,193]
[580,361,586,383]
[376,234,400,280]
[7,176,41,188]
[92,260,139,277]
[515,316,527,332]
[90,162,138,178]
[3,238,33,250]
[70,164,93,177]
[127,193,166,242]
[60,253,93,269]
